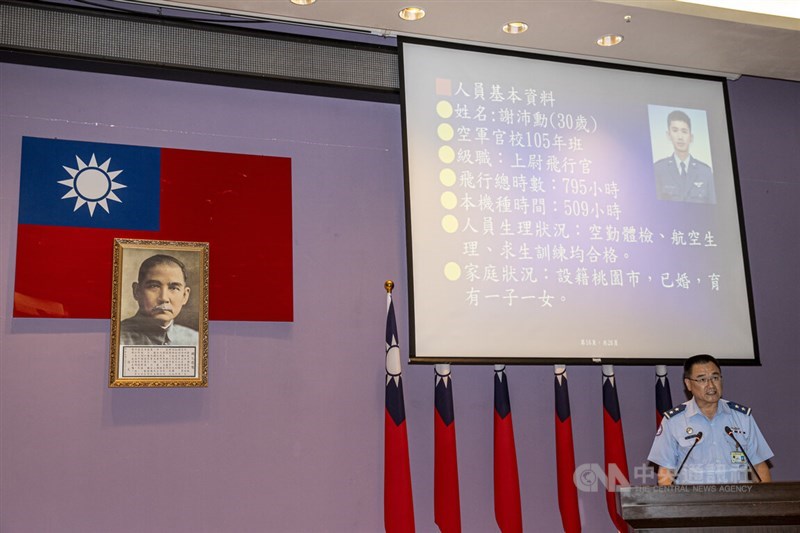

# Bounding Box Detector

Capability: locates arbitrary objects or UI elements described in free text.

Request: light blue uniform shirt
[648,398,773,484]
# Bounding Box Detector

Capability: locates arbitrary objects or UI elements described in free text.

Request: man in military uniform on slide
[654,110,716,204]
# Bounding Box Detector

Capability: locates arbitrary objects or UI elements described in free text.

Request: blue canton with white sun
[18,137,161,230]
[59,153,127,216]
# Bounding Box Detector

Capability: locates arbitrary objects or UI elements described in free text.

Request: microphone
[725,426,762,482]
[673,431,703,484]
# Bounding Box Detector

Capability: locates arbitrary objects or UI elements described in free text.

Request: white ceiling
[129,0,800,81]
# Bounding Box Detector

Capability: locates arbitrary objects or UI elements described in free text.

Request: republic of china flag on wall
[14,137,292,321]
[602,365,629,533]
[384,283,415,532]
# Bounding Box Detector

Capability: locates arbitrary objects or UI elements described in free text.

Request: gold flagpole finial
[384,280,394,293]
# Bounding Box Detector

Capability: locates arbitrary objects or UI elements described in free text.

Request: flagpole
[655,364,673,429]
[493,365,522,533]
[434,363,461,533]
[554,364,581,533]
[384,280,415,533]
[601,364,629,533]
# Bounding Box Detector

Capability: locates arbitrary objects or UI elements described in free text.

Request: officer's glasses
[686,374,722,385]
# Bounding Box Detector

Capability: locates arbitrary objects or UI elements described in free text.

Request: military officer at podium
[648,354,773,485]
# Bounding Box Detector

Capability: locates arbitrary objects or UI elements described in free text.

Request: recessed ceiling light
[290,0,316,5]
[503,21,528,34]
[399,7,425,21]
[596,34,624,46]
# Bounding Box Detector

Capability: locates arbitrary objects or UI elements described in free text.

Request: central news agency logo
[574,463,631,492]
[573,463,758,490]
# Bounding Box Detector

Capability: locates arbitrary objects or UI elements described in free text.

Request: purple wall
[1,63,798,533]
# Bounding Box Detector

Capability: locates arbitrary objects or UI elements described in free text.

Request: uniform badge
[686,427,693,435]
[730,451,746,464]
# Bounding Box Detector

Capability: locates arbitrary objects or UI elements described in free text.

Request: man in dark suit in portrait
[119,254,199,346]
[654,110,716,204]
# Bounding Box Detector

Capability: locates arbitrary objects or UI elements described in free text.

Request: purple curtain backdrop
[1,63,798,532]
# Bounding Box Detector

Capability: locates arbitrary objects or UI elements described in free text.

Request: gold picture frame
[109,239,209,387]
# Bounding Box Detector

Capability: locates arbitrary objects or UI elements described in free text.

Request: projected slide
[400,40,757,363]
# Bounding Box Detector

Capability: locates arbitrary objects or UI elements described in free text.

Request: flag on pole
[493,365,522,533]
[554,365,581,533]
[434,364,461,533]
[384,282,415,533]
[14,137,292,321]
[601,365,629,533]
[655,365,673,429]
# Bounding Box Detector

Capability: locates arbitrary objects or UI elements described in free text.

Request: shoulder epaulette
[662,404,686,419]
[727,401,751,416]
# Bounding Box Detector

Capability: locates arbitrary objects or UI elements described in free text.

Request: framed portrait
[109,239,209,387]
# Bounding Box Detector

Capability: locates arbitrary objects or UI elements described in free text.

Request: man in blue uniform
[120,254,198,346]
[648,354,772,485]
[654,110,716,204]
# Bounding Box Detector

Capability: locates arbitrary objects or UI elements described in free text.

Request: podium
[617,482,800,532]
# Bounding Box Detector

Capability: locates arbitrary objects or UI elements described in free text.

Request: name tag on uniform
[730,451,746,464]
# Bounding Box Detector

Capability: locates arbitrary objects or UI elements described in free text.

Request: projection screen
[400,39,758,364]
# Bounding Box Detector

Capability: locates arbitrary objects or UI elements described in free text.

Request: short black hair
[667,110,692,131]
[137,254,188,285]
[683,353,720,379]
